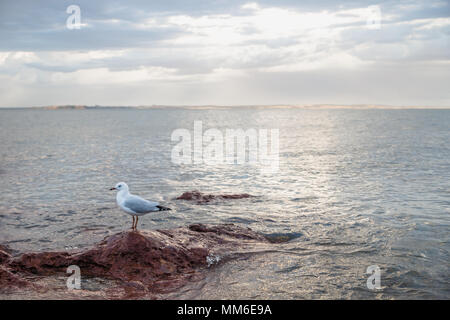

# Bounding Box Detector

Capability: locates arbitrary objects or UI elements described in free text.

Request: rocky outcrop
[2,224,269,297]
[175,190,254,204]
[0,245,11,265]
[0,265,32,290]
[0,244,34,290]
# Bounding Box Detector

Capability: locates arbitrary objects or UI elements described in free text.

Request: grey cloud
[3,61,449,107]
[2,0,446,52]
[389,2,450,23]
[0,0,449,107]
[222,61,450,106]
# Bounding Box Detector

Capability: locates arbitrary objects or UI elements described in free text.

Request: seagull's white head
[110,182,128,192]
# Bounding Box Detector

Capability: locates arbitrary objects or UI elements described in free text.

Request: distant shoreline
[1,104,450,110]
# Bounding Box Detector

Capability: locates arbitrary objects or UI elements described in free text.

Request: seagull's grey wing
[123,195,159,214]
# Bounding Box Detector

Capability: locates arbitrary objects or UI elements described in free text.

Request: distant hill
[33,105,129,110]
[39,105,88,110]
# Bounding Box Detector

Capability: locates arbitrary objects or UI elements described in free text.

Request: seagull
[110,182,171,230]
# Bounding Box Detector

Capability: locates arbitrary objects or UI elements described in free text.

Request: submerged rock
[2,224,269,297]
[175,190,254,204]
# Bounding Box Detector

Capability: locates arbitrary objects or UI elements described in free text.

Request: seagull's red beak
[110,187,116,190]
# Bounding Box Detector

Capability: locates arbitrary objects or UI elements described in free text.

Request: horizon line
[1,104,450,110]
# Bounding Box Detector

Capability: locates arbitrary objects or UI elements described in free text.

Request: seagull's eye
[118,185,122,188]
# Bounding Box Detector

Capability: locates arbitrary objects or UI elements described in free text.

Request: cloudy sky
[0,0,449,107]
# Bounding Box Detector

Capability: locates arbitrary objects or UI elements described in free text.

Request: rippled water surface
[0,108,449,299]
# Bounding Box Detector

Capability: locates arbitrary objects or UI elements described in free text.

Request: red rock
[0,245,11,265]
[0,265,32,290]
[6,224,269,295]
[0,244,30,290]
[175,190,254,204]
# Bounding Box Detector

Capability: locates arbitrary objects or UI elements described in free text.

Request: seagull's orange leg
[135,216,139,230]
[131,216,135,230]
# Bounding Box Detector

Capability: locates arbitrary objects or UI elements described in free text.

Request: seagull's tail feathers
[156,205,171,211]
